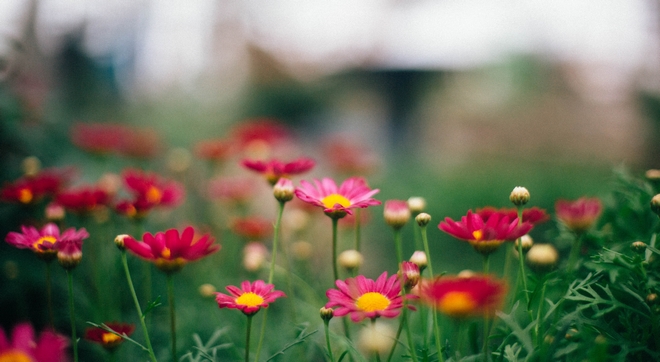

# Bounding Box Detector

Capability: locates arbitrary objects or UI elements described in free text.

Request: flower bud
[646,169,660,181]
[22,156,41,177]
[243,242,268,272]
[291,241,312,261]
[338,250,363,272]
[646,293,658,305]
[273,178,294,203]
[415,213,431,227]
[384,200,410,229]
[525,244,559,274]
[651,194,660,216]
[457,269,476,278]
[631,241,647,254]
[398,261,420,290]
[510,186,530,206]
[114,234,129,251]
[166,147,192,173]
[199,284,217,298]
[407,197,426,213]
[320,307,334,321]
[45,202,66,221]
[358,322,395,355]
[57,240,83,270]
[514,234,534,253]
[409,251,427,272]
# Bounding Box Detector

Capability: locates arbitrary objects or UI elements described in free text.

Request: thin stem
[420,225,444,362]
[332,217,340,283]
[45,261,54,328]
[394,228,403,265]
[246,315,253,362]
[120,251,157,362]
[482,254,490,362]
[515,207,531,311]
[66,270,78,362]
[386,313,405,362]
[483,254,490,275]
[402,301,419,362]
[567,233,583,273]
[254,309,269,362]
[534,277,547,348]
[354,209,362,252]
[324,320,335,362]
[167,274,177,362]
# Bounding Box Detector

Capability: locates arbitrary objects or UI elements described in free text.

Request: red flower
[230,119,290,150]
[115,169,184,219]
[6,223,88,262]
[555,197,602,233]
[84,322,135,351]
[242,157,315,185]
[230,217,273,241]
[325,272,411,322]
[123,226,219,273]
[56,186,111,214]
[419,275,507,318]
[0,323,68,362]
[1,168,73,205]
[70,122,160,158]
[439,210,533,255]
[295,177,381,219]
[475,206,550,225]
[215,280,286,316]
[194,139,235,162]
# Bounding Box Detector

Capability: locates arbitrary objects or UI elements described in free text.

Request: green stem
[386,312,405,362]
[324,320,335,362]
[483,254,490,275]
[567,233,583,273]
[354,209,362,252]
[120,251,157,362]
[46,261,54,328]
[515,208,531,312]
[402,301,419,362]
[394,228,403,265]
[332,217,340,283]
[67,270,78,362]
[534,277,547,348]
[167,274,177,362]
[420,225,444,362]
[246,315,253,362]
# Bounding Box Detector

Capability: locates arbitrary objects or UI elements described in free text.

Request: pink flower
[0,323,69,362]
[419,275,507,318]
[230,217,273,241]
[1,168,73,205]
[5,223,88,262]
[475,207,550,225]
[384,200,411,229]
[230,119,290,150]
[123,226,219,273]
[115,169,184,219]
[207,176,255,205]
[242,158,315,185]
[55,186,112,214]
[322,135,379,175]
[325,272,409,322]
[194,139,235,162]
[295,177,381,219]
[70,122,160,158]
[555,197,602,233]
[215,280,286,316]
[439,210,533,255]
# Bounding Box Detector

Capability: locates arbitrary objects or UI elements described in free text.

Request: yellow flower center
[0,350,34,362]
[321,194,351,209]
[472,230,483,241]
[355,292,391,312]
[32,235,56,251]
[438,291,477,317]
[18,188,33,204]
[146,186,163,204]
[235,292,265,307]
[102,332,122,345]
[161,247,171,259]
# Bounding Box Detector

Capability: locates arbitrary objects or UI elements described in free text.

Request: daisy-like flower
[5,223,88,262]
[56,186,112,215]
[0,323,68,362]
[476,206,550,225]
[439,210,533,255]
[123,226,219,273]
[419,275,507,318]
[325,272,409,322]
[555,197,602,233]
[115,169,184,219]
[242,157,315,185]
[295,177,381,219]
[215,280,285,316]
[84,322,135,351]
[1,168,72,205]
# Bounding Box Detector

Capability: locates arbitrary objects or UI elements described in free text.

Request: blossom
[439,210,533,255]
[56,235,88,270]
[384,200,411,229]
[84,322,135,351]
[399,261,420,290]
[1,168,72,205]
[230,118,290,151]
[242,157,315,185]
[295,177,381,219]
[325,272,409,322]
[6,223,88,262]
[419,275,507,318]
[476,207,550,225]
[0,322,68,362]
[193,138,235,162]
[555,197,602,233]
[70,122,160,158]
[115,169,184,218]
[123,226,219,273]
[230,217,273,241]
[55,186,112,214]
[215,280,285,316]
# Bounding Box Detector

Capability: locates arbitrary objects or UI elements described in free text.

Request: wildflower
[70,122,160,158]
[166,148,192,173]
[199,284,217,298]
[242,157,315,185]
[325,272,408,322]
[273,177,294,202]
[476,207,550,225]
[631,241,647,254]
[84,322,135,351]
[407,197,426,213]
[56,186,111,215]
[419,275,507,318]
[509,186,530,206]
[230,118,290,152]
[1,168,72,205]
[22,156,41,177]
[384,200,411,229]
[526,244,559,274]
[399,261,420,290]
[193,138,234,162]
[45,202,65,221]
[116,169,185,219]
[338,249,364,272]
[0,323,68,362]
[295,177,381,219]
[416,212,431,227]
[290,241,312,260]
[123,226,219,273]
[215,280,285,316]
[6,223,88,262]
[515,234,534,253]
[439,210,533,255]
[555,197,602,233]
[320,307,334,321]
[230,217,273,241]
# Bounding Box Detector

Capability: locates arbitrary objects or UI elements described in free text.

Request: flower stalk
[66,270,78,362]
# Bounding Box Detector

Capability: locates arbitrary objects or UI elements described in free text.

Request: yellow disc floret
[321,194,351,209]
[438,291,477,317]
[102,332,122,345]
[236,292,265,307]
[355,292,391,312]
[0,350,34,362]
[32,235,57,251]
[146,186,163,204]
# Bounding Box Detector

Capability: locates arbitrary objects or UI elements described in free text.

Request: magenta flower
[123,226,219,273]
[215,280,286,316]
[56,186,112,215]
[6,223,89,262]
[325,272,409,322]
[555,197,602,233]
[116,169,185,219]
[439,210,533,255]
[0,323,68,362]
[1,168,73,205]
[295,177,381,219]
[242,157,315,185]
[476,206,550,225]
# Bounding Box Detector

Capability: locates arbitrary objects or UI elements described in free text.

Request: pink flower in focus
[215,280,286,316]
[242,157,315,185]
[555,197,602,233]
[123,226,219,273]
[5,223,88,262]
[295,177,381,219]
[0,323,68,362]
[325,272,410,322]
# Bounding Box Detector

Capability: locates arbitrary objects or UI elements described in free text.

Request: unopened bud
[199,283,216,298]
[114,234,129,251]
[646,169,660,181]
[510,186,530,206]
[22,156,41,177]
[398,261,420,290]
[273,178,294,202]
[384,200,411,229]
[526,244,559,274]
[415,213,431,227]
[515,235,534,253]
[646,293,658,305]
[409,251,427,272]
[320,307,334,321]
[45,202,65,221]
[338,250,363,271]
[407,197,426,213]
[651,194,660,216]
[631,241,647,254]
[457,270,476,278]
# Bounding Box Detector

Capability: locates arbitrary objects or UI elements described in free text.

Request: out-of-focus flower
[199,284,217,298]
[358,321,396,356]
[56,186,111,215]
[384,200,411,229]
[325,272,409,322]
[1,168,73,205]
[84,322,135,351]
[215,280,285,316]
[96,173,122,196]
[476,207,550,225]
[56,233,88,270]
[207,176,255,205]
[6,223,88,262]
[230,217,273,241]
[243,242,268,272]
[419,275,507,318]
[115,169,185,219]
[337,208,371,230]
[0,323,68,362]
[407,197,426,213]
[273,178,294,202]
[22,156,41,177]
[194,138,235,162]
[338,249,363,271]
[166,148,192,173]
[291,241,312,260]
[242,158,315,185]
[230,118,290,153]
[526,244,559,273]
[399,261,420,290]
[439,210,533,255]
[323,135,379,175]
[555,197,602,233]
[45,202,66,221]
[295,177,381,219]
[123,227,219,273]
[515,235,534,253]
[409,251,427,271]
[70,122,160,158]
